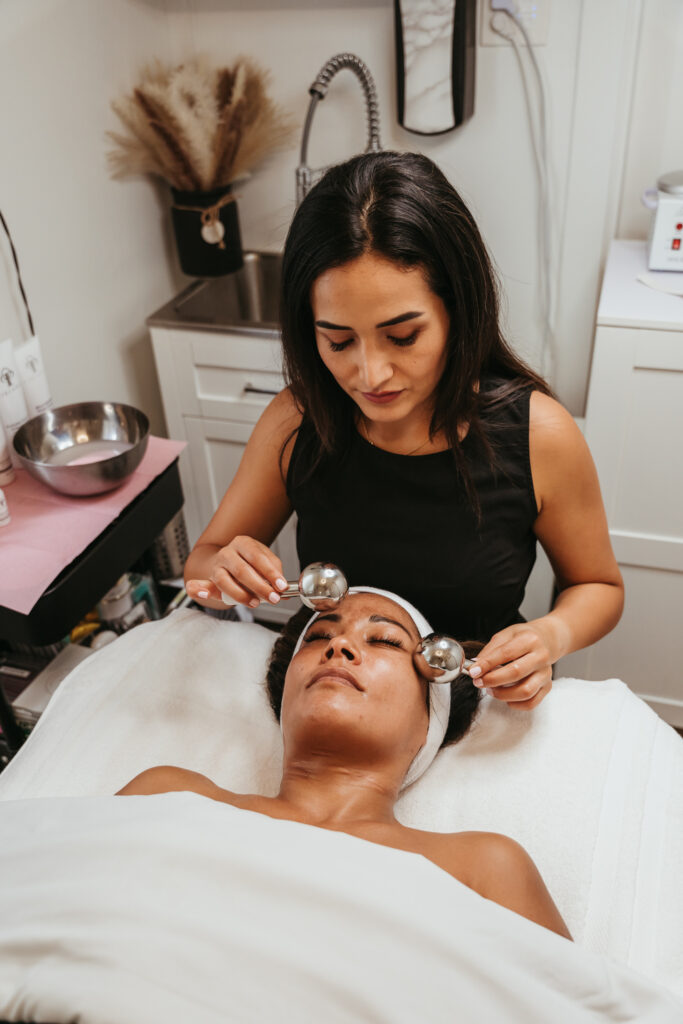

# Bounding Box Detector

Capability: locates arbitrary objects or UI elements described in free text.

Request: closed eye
[367,635,405,649]
[326,331,418,352]
[328,338,353,353]
[302,631,404,649]
[302,631,334,643]
[387,330,418,347]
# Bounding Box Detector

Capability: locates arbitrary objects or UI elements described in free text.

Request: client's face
[280,593,430,768]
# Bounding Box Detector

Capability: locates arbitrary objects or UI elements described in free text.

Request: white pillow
[1,609,681,996]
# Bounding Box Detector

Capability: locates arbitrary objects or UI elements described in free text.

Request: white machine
[642,169,683,271]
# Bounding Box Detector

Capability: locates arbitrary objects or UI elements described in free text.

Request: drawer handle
[243,384,280,396]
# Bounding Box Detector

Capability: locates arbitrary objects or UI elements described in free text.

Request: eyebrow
[368,613,413,638]
[314,311,424,331]
[305,612,413,639]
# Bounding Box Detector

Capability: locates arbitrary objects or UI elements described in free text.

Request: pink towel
[0,436,185,614]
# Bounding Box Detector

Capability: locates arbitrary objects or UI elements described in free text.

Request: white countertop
[597,240,683,330]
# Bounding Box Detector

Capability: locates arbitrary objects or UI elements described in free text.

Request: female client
[118,587,571,940]
[184,151,623,711]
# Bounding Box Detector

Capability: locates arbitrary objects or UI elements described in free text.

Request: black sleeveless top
[286,386,538,640]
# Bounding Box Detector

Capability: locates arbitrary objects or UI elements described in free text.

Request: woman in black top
[185,151,623,709]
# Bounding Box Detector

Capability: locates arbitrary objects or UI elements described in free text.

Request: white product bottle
[0,419,15,485]
[0,487,10,527]
[0,338,29,466]
[15,335,54,417]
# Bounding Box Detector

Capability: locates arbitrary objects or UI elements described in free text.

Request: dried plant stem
[134,88,200,191]
[108,55,295,194]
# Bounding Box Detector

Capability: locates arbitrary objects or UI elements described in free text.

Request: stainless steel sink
[147,251,282,338]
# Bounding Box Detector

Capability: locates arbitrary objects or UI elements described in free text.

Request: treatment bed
[0,608,681,1022]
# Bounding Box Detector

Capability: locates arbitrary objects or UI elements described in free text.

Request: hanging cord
[0,207,35,337]
[490,10,556,384]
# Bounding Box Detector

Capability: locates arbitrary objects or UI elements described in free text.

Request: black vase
[170,184,243,277]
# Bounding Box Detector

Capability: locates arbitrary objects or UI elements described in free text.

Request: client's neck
[277,756,401,827]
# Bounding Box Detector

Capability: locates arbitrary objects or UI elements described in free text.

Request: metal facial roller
[283,561,349,611]
[413,634,475,684]
[220,561,349,609]
[221,560,349,611]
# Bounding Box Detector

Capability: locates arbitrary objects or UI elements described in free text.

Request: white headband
[291,586,451,789]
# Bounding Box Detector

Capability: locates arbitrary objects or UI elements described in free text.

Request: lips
[308,667,362,691]
[362,390,403,405]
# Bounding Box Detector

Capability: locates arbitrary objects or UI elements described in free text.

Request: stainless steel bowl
[13,401,150,496]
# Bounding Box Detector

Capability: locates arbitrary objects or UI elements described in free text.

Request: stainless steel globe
[281,562,349,611]
[413,634,474,684]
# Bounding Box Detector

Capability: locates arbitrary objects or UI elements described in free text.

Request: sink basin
[147,251,282,337]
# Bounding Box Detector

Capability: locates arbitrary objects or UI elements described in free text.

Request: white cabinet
[148,300,299,625]
[557,241,683,726]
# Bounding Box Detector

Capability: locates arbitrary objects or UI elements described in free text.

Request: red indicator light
[677,223,683,230]
[673,239,681,251]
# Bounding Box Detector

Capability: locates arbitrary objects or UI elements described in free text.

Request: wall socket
[480,0,550,47]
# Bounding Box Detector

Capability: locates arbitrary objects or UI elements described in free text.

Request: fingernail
[275,577,287,591]
[473,680,484,688]
[469,664,482,679]
[268,592,280,604]
[249,599,260,608]
[197,590,209,599]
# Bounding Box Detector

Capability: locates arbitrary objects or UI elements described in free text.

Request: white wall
[617,0,683,240]
[0,0,681,433]
[0,0,184,435]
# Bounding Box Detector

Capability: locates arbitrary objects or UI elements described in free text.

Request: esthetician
[185,151,624,710]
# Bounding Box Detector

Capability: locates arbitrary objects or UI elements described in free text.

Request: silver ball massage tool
[278,561,349,611]
[297,561,349,610]
[413,634,475,684]
[221,561,348,609]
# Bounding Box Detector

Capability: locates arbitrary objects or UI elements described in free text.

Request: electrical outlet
[480,0,550,47]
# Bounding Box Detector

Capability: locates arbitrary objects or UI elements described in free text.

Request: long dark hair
[265,606,482,749]
[280,150,551,493]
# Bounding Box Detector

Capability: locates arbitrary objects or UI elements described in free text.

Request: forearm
[532,580,624,663]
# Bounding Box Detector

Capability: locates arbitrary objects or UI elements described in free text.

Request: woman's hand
[186,536,289,608]
[469,620,560,710]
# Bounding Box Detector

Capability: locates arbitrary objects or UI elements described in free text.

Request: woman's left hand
[469,621,557,709]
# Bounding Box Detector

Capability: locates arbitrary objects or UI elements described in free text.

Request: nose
[323,635,360,663]
[357,340,393,392]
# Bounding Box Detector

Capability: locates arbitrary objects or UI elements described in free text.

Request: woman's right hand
[185,536,289,608]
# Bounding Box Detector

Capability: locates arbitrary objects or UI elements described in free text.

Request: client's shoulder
[436,830,572,939]
[402,827,527,883]
[447,829,536,880]
[116,765,226,798]
[429,828,542,890]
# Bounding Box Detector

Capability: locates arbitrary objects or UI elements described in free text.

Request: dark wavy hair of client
[265,606,484,749]
[279,150,552,503]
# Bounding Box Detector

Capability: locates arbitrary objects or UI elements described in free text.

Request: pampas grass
[107,55,294,192]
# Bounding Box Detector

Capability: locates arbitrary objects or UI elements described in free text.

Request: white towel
[0,793,680,1024]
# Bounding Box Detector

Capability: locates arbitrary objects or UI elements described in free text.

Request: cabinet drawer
[192,335,284,423]
[194,365,284,423]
